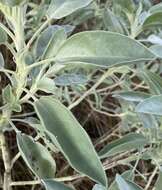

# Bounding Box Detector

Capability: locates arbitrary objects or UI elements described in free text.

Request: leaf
[42,179,73,190]
[34,97,107,187]
[150,45,162,58]
[43,29,66,59]
[17,133,56,178]
[135,95,162,116]
[113,91,150,102]
[99,133,148,159]
[47,0,93,19]
[37,77,57,93]
[103,9,124,34]
[35,25,72,59]
[54,73,88,86]
[143,12,162,28]
[0,53,4,68]
[56,31,155,68]
[141,71,162,95]
[116,174,143,190]
[0,0,25,6]
[92,184,107,190]
[149,3,162,14]
[114,0,135,14]
[0,26,7,44]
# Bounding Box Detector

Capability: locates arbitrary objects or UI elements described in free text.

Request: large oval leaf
[56,31,155,67]
[42,179,73,190]
[17,133,56,178]
[99,133,148,159]
[47,0,93,19]
[135,95,162,116]
[34,97,107,187]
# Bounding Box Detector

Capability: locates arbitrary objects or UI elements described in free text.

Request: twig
[144,166,158,190]
[0,132,12,190]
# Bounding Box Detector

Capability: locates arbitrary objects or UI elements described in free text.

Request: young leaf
[54,73,88,86]
[42,179,73,190]
[56,31,155,68]
[35,25,71,59]
[47,0,93,19]
[143,12,162,28]
[34,97,107,187]
[37,77,57,94]
[116,174,143,190]
[149,3,162,14]
[103,9,124,34]
[114,0,135,14]
[135,95,162,116]
[113,91,150,102]
[43,29,66,59]
[99,133,148,159]
[17,133,56,178]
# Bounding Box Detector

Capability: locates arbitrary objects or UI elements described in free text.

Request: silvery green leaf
[143,12,162,28]
[17,133,56,178]
[92,184,107,190]
[116,174,143,190]
[56,31,155,68]
[34,97,107,187]
[155,172,162,190]
[150,45,162,58]
[43,29,66,59]
[35,25,72,59]
[149,3,162,14]
[99,133,148,159]
[42,179,73,190]
[113,91,150,102]
[0,0,25,6]
[37,77,57,93]
[47,0,93,19]
[135,95,162,116]
[103,9,124,34]
[54,73,88,86]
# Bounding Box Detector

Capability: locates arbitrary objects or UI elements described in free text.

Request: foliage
[0,0,162,190]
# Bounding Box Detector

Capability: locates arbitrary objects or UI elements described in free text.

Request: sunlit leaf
[99,133,148,159]
[34,97,107,187]
[17,133,56,178]
[47,0,93,19]
[56,31,155,68]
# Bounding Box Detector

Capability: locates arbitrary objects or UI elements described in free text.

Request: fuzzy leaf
[143,12,162,28]
[113,91,150,102]
[116,174,143,190]
[47,0,93,19]
[34,97,107,187]
[135,95,162,116]
[17,133,56,178]
[99,133,148,159]
[54,73,88,86]
[56,31,155,68]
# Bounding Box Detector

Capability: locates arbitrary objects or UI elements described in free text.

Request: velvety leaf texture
[34,97,107,187]
[56,31,155,67]
[47,0,93,19]
[17,133,56,178]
